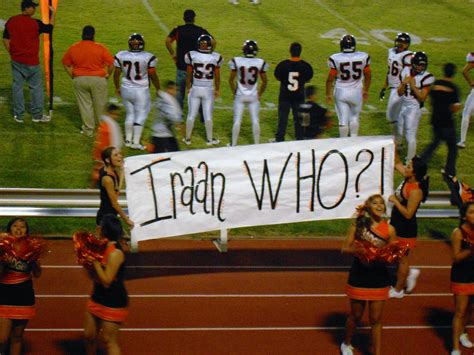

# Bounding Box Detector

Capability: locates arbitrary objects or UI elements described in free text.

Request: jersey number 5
[287,72,300,91]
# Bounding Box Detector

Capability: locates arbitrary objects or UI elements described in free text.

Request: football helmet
[340,34,356,53]
[128,33,145,52]
[242,40,258,57]
[197,34,213,53]
[394,32,411,51]
[411,51,428,74]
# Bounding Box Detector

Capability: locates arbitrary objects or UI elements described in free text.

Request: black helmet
[197,34,213,53]
[242,40,258,57]
[411,51,428,73]
[340,34,356,53]
[128,33,145,52]
[394,32,411,50]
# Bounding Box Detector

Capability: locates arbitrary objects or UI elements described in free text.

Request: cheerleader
[450,202,474,355]
[340,195,397,355]
[84,214,129,355]
[388,155,428,298]
[96,147,134,232]
[0,218,42,355]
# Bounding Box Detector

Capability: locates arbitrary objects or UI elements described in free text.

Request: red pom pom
[353,240,379,264]
[0,233,46,263]
[72,231,108,273]
[376,241,409,264]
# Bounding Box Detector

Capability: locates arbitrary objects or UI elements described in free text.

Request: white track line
[35,293,452,298]
[25,325,474,332]
[41,265,451,270]
[313,0,387,49]
[142,0,169,34]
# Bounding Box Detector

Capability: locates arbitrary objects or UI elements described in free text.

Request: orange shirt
[62,40,114,77]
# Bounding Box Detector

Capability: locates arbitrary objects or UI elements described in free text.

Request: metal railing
[0,188,459,219]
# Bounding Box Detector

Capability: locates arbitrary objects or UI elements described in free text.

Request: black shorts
[0,280,35,306]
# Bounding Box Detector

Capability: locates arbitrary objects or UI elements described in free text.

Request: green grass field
[0,0,473,237]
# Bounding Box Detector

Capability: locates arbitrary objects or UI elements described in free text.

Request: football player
[458,52,474,148]
[183,34,223,145]
[228,40,268,146]
[273,42,313,142]
[380,33,413,147]
[114,33,160,150]
[326,34,371,137]
[397,51,434,161]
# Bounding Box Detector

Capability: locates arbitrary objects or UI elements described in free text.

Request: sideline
[35,292,453,298]
[41,265,451,270]
[25,324,474,331]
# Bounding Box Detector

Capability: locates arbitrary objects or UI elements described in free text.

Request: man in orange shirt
[62,25,114,137]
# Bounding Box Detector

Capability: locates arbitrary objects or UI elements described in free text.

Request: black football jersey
[274,59,313,102]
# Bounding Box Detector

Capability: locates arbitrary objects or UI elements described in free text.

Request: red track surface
[19,238,467,354]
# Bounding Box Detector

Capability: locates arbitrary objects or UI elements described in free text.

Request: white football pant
[398,105,422,161]
[460,89,474,145]
[334,87,363,137]
[121,86,151,144]
[186,86,215,141]
[232,94,260,146]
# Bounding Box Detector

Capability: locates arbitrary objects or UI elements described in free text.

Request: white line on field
[35,293,452,298]
[25,325,474,332]
[41,265,451,270]
[142,0,169,34]
[313,0,387,49]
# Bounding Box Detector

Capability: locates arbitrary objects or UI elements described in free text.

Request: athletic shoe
[406,268,420,293]
[32,114,50,123]
[457,142,465,149]
[40,114,51,122]
[340,342,354,355]
[131,143,146,151]
[13,115,24,123]
[182,138,192,145]
[389,286,404,299]
[125,140,132,148]
[460,333,473,348]
[206,138,220,146]
[450,350,461,355]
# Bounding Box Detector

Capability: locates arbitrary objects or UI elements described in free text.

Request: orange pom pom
[72,231,108,273]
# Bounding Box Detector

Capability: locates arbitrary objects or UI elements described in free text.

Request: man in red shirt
[3,0,54,123]
[62,26,114,137]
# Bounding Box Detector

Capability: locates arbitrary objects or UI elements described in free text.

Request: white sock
[132,125,144,145]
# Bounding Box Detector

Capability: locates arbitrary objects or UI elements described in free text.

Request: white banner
[125,136,394,245]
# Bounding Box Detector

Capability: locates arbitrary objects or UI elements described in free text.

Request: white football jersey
[228,56,269,96]
[387,48,412,88]
[399,67,435,107]
[114,51,157,89]
[185,50,223,88]
[466,52,474,63]
[328,51,371,89]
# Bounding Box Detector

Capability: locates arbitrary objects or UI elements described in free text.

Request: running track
[22,238,465,354]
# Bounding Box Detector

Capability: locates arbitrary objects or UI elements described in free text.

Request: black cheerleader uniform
[390,180,420,249]
[96,168,119,226]
[0,249,36,319]
[87,243,129,322]
[451,226,474,295]
[346,221,391,301]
